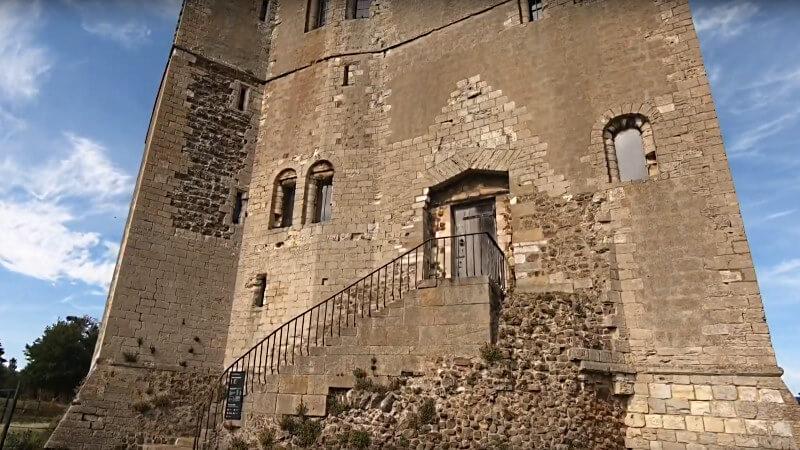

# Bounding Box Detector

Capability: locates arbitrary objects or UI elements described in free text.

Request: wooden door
[452,200,496,278]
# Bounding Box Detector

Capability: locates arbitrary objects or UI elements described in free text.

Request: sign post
[224,371,246,421]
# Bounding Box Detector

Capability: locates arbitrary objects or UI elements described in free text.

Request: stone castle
[49,0,800,448]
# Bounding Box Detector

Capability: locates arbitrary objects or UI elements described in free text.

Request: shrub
[278,415,297,434]
[349,430,371,449]
[480,342,502,364]
[279,401,322,447]
[418,398,436,425]
[132,399,151,414]
[295,420,322,447]
[326,393,350,416]
[256,427,276,449]
[151,393,171,408]
[352,368,396,395]
[228,435,251,450]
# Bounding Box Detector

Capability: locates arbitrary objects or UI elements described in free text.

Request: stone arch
[587,102,660,185]
[603,114,658,182]
[270,168,298,228]
[303,160,335,224]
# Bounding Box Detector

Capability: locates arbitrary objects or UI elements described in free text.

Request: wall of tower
[48,1,273,447]
[226,0,799,448]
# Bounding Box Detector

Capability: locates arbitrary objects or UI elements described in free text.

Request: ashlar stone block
[650,383,672,399]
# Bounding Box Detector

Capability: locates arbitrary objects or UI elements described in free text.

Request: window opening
[259,0,270,22]
[236,85,249,111]
[306,161,334,224]
[280,180,296,227]
[603,114,658,182]
[343,64,353,86]
[529,0,543,21]
[233,190,248,224]
[314,178,333,223]
[347,0,372,19]
[254,274,267,307]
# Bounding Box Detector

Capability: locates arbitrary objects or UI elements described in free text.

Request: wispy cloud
[82,20,152,48]
[0,0,51,101]
[65,0,179,48]
[728,107,800,155]
[763,209,796,222]
[0,106,26,141]
[0,134,132,288]
[761,258,800,288]
[694,1,758,39]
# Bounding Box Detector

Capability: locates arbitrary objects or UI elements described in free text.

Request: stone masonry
[50,0,799,449]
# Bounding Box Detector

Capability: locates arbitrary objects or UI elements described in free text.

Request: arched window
[604,114,658,182]
[305,161,334,224]
[271,169,297,228]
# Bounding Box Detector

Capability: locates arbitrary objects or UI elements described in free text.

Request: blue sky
[0,1,797,394]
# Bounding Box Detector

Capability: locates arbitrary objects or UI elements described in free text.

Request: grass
[4,429,50,450]
[228,435,251,450]
[256,426,276,449]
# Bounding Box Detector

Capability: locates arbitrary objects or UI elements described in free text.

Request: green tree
[0,340,7,385]
[21,316,98,399]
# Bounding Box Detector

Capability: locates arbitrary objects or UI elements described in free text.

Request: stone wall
[51,0,800,448]
[224,0,798,448]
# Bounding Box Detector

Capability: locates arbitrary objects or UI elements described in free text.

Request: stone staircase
[238,276,497,420]
[193,233,507,449]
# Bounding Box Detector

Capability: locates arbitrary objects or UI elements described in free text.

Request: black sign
[224,371,246,420]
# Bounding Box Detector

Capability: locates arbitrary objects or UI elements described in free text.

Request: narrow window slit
[233,190,248,224]
[343,64,353,86]
[253,274,267,307]
[259,0,270,22]
[236,85,249,111]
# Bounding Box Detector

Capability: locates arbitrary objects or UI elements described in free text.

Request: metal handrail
[193,233,505,449]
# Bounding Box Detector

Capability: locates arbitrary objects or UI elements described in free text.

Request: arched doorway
[425,170,509,279]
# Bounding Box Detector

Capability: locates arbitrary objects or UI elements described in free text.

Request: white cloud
[0,0,50,101]
[82,20,152,48]
[0,199,117,287]
[0,134,132,288]
[694,1,758,39]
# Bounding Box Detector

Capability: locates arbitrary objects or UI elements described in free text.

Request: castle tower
[50,0,800,448]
